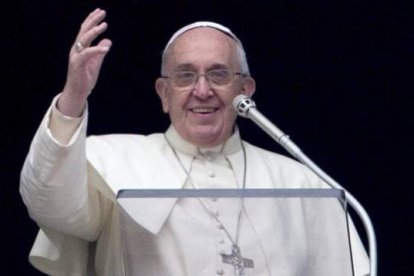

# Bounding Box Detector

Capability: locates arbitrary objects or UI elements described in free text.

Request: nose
[192,74,213,99]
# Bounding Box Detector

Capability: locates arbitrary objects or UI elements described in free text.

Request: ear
[155,78,169,113]
[241,76,256,97]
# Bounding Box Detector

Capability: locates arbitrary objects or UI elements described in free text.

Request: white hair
[161,21,250,76]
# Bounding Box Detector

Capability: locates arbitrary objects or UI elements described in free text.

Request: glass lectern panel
[117,189,353,276]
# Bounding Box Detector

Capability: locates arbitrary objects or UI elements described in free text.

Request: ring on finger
[75,41,85,53]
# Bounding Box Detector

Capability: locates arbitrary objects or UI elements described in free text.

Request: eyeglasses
[161,69,244,88]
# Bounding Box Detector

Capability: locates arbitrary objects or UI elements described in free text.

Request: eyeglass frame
[160,69,246,88]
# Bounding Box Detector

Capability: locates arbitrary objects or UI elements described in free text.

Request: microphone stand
[234,95,377,276]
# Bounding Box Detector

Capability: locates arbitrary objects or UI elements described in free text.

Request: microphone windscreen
[232,95,255,117]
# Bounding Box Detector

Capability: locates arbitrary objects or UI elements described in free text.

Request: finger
[90,39,113,79]
[82,8,102,24]
[74,39,112,63]
[81,9,106,34]
[74,21,108,52]
[77,9,107,44]
[97,38,112,48]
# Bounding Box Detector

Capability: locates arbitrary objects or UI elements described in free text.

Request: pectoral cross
[221,245,254,276]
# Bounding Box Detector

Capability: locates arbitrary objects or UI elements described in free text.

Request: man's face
[156,28,255,147]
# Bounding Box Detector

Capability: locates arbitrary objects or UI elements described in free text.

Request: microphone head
[232,95,256,117]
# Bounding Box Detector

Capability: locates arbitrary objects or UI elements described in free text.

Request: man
[20,8,369,275]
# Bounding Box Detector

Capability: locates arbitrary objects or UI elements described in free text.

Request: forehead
[167,28,238,70]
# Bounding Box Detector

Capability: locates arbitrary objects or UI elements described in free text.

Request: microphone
[233,94,377,276]
[232,95,300,157]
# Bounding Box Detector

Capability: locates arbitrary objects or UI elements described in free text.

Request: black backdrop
[2,0,412,275]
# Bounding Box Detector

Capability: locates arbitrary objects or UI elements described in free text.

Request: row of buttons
[197,151,234,275]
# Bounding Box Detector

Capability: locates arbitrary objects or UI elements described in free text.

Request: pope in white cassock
[20,8,370,276]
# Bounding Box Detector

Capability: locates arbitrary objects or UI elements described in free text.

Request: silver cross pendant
[221,245,254,275]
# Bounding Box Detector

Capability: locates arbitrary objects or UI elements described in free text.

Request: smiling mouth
[190,107,219,114]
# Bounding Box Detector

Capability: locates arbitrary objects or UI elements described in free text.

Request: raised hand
[58,8,112,117]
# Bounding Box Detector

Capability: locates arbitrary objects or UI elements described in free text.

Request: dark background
[2,0,412,274]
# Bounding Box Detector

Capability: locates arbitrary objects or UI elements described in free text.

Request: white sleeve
[20,95,104,241]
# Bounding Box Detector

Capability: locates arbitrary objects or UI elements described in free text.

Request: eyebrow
[173,63,230,72]
[174,64,196,72]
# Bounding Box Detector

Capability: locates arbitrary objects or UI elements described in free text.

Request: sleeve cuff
[48,94,87,146]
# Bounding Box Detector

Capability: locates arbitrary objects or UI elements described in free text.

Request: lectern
[117,188,355,275]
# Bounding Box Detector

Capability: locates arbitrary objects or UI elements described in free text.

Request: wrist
[57,91,87,117]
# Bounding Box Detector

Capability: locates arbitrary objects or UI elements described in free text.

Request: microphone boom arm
[233,95,377,276]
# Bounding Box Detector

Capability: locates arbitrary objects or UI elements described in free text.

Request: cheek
[224,108,237,124]
[167,93,186,116]
[223,86,242,108]
[219,97,237,123]
[161,89,180,114]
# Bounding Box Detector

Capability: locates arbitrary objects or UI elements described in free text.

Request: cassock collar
[123,126,245,235]
[165,125,242,157]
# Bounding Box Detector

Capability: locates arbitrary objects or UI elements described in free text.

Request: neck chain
[164,135,254,275]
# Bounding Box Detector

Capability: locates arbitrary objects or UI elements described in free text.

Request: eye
[174,71,196,86]
[208,70,230,84]
[176,71,195,80]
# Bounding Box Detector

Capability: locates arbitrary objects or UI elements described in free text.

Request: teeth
[192,107,216,113]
